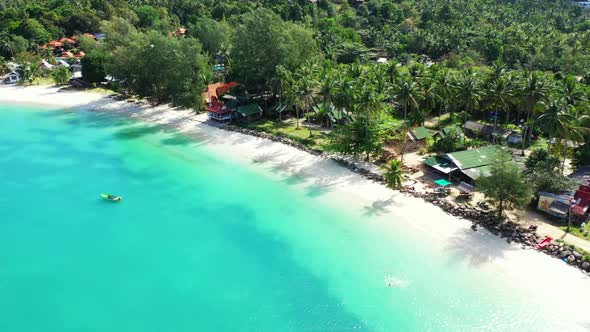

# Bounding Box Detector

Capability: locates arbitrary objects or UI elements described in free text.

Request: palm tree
[318,61,335,105]
[385,61,400,84]
[332,70,355,119]
[487,75,514,143]
[381,159,404,189]
[455,71,482,123]
[294,63,319,137]
[393,74,421,121]
[0,33,14,58]
[418,78,440,126]
[561,76,586,111]
[357,80,384,152]
[434,69,455,123]
[280,69,303,129]
[521,71,550,146]
[537,98,576,161]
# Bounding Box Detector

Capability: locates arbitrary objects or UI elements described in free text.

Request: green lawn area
[28,77,54,86]
[559,226,590,241]
[432,113,464,129]
[88,87,116,95]
[240,119,330,149]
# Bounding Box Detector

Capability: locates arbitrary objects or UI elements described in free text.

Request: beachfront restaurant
[423,145,508,183]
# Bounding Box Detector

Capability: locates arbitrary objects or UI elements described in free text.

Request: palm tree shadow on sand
[444,228,518,267]
[363,197,397,217]
[306,177,339,197]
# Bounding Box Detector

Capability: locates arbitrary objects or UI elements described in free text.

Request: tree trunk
[546,134,553,163]
[505,106,511,125]
[295,106,300,129]
[308,113,313,137]
[403,104,407,121]
[365,113,369,145]
[492,108,499,144]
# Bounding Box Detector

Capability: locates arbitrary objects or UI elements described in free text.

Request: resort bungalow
[407,126,438,143]
[236,104,263,121]
[424,145,509,182]
[207,100,234,122]
[462,121,521,144]
[2,71,20,84]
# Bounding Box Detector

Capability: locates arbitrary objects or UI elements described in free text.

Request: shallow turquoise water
[0,104,584,331]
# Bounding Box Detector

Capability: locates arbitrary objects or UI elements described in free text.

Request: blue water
[0,104,586,331]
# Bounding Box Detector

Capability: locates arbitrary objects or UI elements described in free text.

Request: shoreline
[2,85,590,283]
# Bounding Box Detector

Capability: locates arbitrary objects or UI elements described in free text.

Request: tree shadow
[363,197,396,217]
[306,176,339,197]
[270,156,301,174]
[113,125,164,140]
[444,227,518,267]
[161,134,195,146]
[251,150,286,164]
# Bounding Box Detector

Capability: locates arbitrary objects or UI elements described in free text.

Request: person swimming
[385,276,409,288]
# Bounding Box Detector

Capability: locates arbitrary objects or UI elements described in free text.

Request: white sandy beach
[2,85,590,327]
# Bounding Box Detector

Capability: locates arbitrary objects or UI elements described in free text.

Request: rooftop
[447,145,507,170]
[410,126,437,141]
[237,104,262,116]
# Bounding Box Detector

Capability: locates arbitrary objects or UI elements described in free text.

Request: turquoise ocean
[0,104,587,331]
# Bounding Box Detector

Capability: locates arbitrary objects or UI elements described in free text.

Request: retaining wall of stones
[219,124,590,275]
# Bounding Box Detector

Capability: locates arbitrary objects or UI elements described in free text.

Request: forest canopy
[1,0,589,74]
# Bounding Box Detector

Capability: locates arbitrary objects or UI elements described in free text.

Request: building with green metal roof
[237,104,263,120]
[408,126,438,142]
[424,145,510,181]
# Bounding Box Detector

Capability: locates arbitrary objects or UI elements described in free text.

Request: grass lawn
[433,113,464,129]
[240,118,330,149]
[559,226,590,241]
[88,87,116,95]
[28,77,54,86]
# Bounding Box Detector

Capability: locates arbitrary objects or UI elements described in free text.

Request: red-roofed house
[175,28,187,36]
[202,82,238,103]
[207,99,233,121]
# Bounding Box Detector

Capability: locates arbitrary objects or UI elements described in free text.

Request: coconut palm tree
[434,69,455,123]
[279,68,302,128]
[0,33,14,58]
[537,98,576,161]
[393,74,421,121]
[520,71,550,146]
[417,78,440,126]
[385,61,400,84]
[561,76,586,111]
[357,79,385,149]
[381,159,404,189]
[487,75,515,143]
[455,71,482,123]
[294,63,319,137]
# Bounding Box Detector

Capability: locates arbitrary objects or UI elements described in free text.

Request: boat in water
[101,193,122,202]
